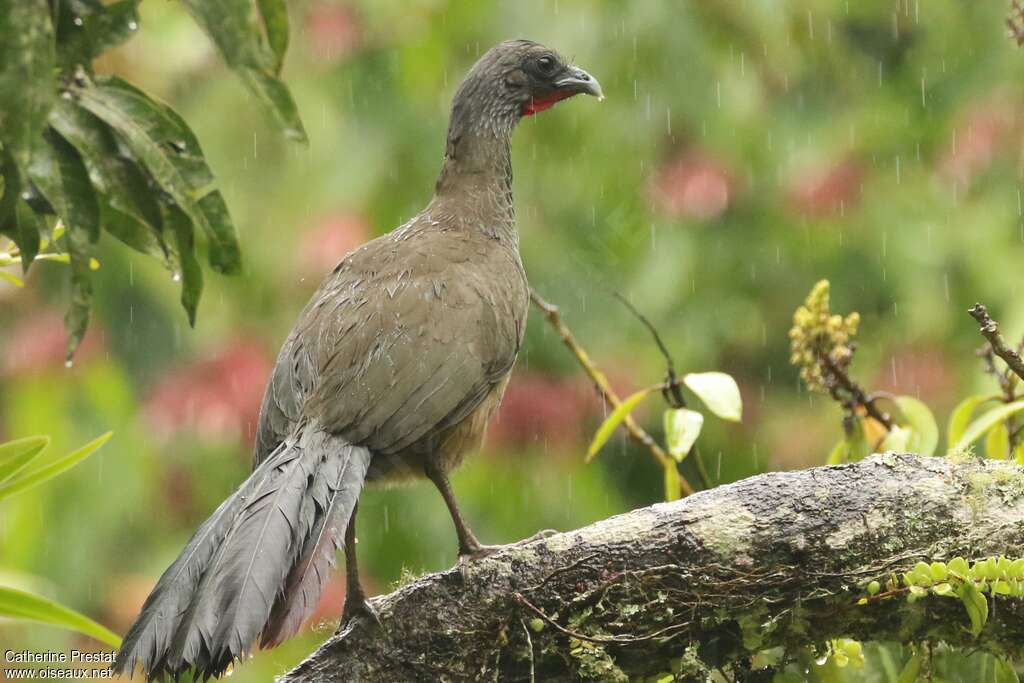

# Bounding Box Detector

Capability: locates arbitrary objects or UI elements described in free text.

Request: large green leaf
[957,581,989,637]
[75,78,241,273]
[63,218,94,362]
[893,395,939,456]
[55,0,140,67]
[26,129,100,243]
[0,431,112,502]
[586,388,654,463]
[954,401,1024,454]
[0,0,55,172]
[180,0,306,141]
[663,408,704,462]
[48,98,170,263]
[0,586,121,648]
[683,372,742,422]
[0,436,49,484]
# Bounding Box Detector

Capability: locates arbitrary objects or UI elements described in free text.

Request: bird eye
[537,56,557,74]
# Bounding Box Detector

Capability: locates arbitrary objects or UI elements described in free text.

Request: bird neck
[432,99,518,242]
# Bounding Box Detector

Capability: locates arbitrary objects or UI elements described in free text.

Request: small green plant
[0,432,119,647]
[790,280,939,462]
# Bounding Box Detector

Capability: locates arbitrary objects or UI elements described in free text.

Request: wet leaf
[63,220,95,362]
[585,388,653,462]
[256,0,289,75]
[166,204,203,326]
[0,586,120,648]
[683,371,742,422]
[26,129,100,243]
[55,0,140,66]
[0,0,55,172]
[894,395,938,456]
[957,581,988,637]
[663,408,704,462]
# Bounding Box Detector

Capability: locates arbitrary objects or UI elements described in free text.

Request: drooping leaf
[75,78,241,273]
[62,219,94,361]
[586,388,654,463]
[0,0,55,172]
[663,408,704,462]
[0,431,112,502]
[894,395,938,456]
[896,652,921,683]
[954,401,1024,454]
[167,204,203,326]
[26,128,100,243]
[956,581,989,636]
[0,436,49,484]
[827,418,870,464]
[683,372,742,422]
[948,394,989,450]
[256,0,289,75]
[48,98,170,263]
[180,0,306,141]
[0,151,36,271]
[663,463,681,502]
[986,420,1011,460]
[13,200,44,272]
[0,586,121,648]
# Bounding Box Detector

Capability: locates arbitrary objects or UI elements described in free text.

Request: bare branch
[969,303,1024,384]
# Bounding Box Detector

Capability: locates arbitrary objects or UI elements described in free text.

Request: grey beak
[555,66,604,100]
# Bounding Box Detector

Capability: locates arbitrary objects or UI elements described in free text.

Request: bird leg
[424,459,557,562]
[338,503,380,631]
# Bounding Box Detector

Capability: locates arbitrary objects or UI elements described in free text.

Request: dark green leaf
[27,129,100,243]
[75,78,241,273]
[0,586,120,648]
[957,581,989,637]
[256,0,289,75]
[1,152,42,271]
[0,435,50,484]
[57,0,140,65]
[180,0,307,141]
[0,0,55,172]
[63,219,94,362]
[48,98,170,262]
[166,204,203,326]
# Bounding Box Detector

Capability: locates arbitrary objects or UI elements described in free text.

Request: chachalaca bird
[113,39,601,680]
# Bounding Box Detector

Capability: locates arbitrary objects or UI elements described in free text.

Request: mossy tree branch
[283,454,1024,682]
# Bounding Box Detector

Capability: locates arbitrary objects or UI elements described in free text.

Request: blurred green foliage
[3,0,1024,680]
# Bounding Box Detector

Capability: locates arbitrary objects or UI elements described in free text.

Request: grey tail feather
[112,423,371,681]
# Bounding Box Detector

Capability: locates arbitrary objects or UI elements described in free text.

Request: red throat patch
[523,90,574,116]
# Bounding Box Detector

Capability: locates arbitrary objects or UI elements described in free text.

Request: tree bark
[282,453,1024,682]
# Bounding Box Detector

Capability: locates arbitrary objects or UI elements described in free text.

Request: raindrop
[65,359,73,368]
[72,16,83,26]
[171,271,181,282]
[128,20,138,31]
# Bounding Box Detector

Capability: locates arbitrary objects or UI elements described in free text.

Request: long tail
[113,423,371,681]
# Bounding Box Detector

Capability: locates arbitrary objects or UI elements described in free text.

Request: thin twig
[819,352,894,430]
[514,593,689,645]
[530,289,696,496]
[968,303,1024,383]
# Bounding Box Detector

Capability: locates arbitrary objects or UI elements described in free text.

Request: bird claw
[337,597,383,635]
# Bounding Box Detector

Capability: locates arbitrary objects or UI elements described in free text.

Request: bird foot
[337,596,383,635]
[457,529,560,565]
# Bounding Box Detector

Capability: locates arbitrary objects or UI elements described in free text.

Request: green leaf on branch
[663,408,704,462]
[662,463,681,502]
[0,432,111,502]
[75,77,241,274]
[586,388,654,463]
[0,436,49,484]
[0,0,55,172]
[0,586,121,648]
[180,0,306,141]
[957,581,989,636]
[27,130,100,243]
[894,395,938,456]
[63,219,95,361]
[947,394,989,450]
[683,371,742,422]
[954,401,1024,454]
[167,205,203,326]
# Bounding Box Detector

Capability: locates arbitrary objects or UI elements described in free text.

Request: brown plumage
[114,39,601,681]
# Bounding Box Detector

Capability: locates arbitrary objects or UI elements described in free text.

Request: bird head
[450,40,602,135]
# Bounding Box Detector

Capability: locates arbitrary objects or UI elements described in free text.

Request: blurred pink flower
[651,151,732,220]
[305,3,362,65]
[2,309,103,375]
[939,98,1018,190]
[789,158,865,217]
[298,212,371,277]
[144,340,273,447]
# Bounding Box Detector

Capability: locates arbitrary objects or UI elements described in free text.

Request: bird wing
[254,225,526,467]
